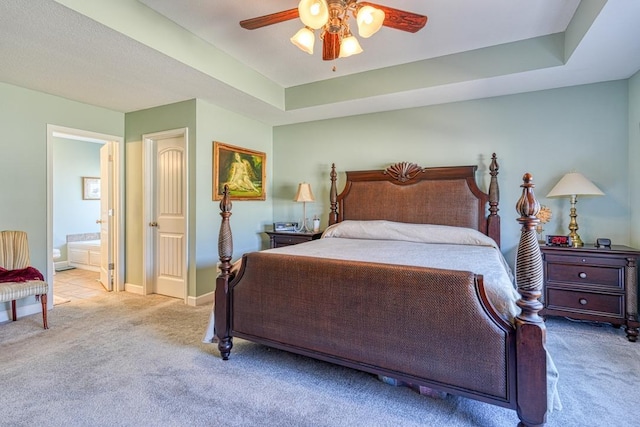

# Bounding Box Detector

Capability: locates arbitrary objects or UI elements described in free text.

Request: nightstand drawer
[273,236,309,246]
[545,263,623,289]
[546,288,624,318]
[544,253,628,268]
[266,230,323,249]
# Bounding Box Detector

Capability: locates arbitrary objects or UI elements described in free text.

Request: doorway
[142,128,188,302]
[46,125,124,308]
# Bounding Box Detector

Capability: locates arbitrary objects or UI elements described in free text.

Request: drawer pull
[579,298,588,305]
[578,272,587,279]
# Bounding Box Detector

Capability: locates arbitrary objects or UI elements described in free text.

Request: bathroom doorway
[46,125,124,308]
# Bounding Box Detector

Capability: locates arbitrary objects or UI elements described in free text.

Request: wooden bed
[214,154,550,427]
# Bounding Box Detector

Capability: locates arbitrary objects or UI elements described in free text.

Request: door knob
[149,221,158,227]
[96,219,103,224]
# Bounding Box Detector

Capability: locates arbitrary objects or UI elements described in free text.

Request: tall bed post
[215,185,233,360]
[514,173,547,427]
[488,153,500,244]
[329,163,338,225]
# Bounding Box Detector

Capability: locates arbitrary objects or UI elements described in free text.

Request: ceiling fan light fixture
[291,27,315,54]
[240,2,427,61]
[338,33,363,58]
[356,5,385,38]
[298,0,329,30]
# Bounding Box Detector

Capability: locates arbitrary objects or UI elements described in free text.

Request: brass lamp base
[567,195,583,247]
[569,232,583,247]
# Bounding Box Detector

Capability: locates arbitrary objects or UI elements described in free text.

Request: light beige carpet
[1,292,639,426]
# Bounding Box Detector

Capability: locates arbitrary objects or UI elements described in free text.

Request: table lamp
[294,183,315,232]
[546,172,604,247]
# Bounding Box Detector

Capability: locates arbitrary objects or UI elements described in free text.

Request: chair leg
[11,300,17,321]
[41,294,49,329]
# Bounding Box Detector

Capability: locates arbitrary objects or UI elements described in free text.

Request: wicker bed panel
[232,252,509,400]
[340,179,485,231]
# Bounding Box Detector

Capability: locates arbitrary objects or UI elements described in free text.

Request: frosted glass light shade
[357,5,385,38]
[546,172,605,197]
[338,35,363,58]
[291,27,315,54]
[298,0,329,30]
[294,183,315,202]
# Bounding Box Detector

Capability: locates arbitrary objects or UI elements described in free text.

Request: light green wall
[123,99,272,298]
[630,70,640,248]
[194,99,273,295]
[274,81,631,263]
[0,82,123,319]
[124,100,197,294]
[286,34,565,110]
[1,76,637,308]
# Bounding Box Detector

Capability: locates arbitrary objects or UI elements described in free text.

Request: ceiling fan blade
[240,8,299,30]
[361,3,427,33]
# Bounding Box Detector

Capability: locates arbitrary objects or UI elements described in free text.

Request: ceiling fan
[240,0,427,61]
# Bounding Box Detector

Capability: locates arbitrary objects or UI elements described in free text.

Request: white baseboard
[0,301,45,324]
[124,283,143,295]
[111,282,213,306]
[187,291,214,307]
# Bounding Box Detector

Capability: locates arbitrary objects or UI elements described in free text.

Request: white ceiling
[1,1,639,126]
[139,0,580,88]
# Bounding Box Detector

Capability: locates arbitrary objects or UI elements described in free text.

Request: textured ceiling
[1,1,639,126]
[139,0,580,87]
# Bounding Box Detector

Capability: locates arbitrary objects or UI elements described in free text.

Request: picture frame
[213,142,266,201]
[82,177,100,200]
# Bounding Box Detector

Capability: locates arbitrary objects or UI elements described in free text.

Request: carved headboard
[328,154,500,246]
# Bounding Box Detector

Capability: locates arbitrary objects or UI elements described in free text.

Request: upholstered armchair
[0,231,49,329]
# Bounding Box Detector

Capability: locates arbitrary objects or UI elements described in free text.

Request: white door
[99,143,113,291]
[149,135,187,299]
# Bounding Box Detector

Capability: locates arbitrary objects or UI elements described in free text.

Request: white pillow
[322,220,498,248]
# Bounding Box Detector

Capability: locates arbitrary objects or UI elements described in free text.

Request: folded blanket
[0,266,45,283]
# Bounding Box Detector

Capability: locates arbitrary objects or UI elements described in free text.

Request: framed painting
[213,142,266,201]
[82,177,100,200]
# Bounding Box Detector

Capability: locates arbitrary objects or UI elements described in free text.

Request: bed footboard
[229,252,514,403]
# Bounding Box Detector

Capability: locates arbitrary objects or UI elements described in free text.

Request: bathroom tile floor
[53,268,107,304]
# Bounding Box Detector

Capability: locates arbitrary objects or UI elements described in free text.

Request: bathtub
[68,239,101,272]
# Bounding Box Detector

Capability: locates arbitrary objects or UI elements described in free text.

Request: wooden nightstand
[540,244,639,342]
[265,230,323,248]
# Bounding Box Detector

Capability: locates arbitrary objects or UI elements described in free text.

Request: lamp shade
[338,34,363,58]
[356,5,385,38]
[291,27,315,54]
[298,0,329,30]
[294,183,315,202]
[546,172,605,197]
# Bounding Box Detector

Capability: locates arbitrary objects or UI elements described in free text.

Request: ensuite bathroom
[51,134,106,303]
